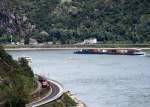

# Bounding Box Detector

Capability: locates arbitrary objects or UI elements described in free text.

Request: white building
[83,38,97,44]
[47,42,53,45]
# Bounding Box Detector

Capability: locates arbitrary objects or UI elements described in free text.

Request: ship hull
[74,49,145,55]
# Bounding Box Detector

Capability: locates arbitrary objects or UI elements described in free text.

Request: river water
[8,50,150,107]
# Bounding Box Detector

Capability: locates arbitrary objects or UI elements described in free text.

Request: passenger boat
[18,56,32,62]
[74,48,145,55]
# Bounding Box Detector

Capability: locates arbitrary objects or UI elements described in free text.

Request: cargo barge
[74,48,145,55]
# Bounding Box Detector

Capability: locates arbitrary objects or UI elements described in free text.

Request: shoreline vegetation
[4,44,150,51]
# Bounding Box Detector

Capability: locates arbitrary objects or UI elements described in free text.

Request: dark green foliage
[51,0,150,44]
[0,0,150,44]
[0,46,35,106]
[18,58,34,77]
[60,92,76,107]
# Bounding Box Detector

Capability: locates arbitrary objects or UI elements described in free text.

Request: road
[26,79,64,107]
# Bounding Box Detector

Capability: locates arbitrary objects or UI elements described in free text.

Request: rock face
[0,0,35,44]
[0,0,18,33]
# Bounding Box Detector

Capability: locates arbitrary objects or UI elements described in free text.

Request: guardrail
[27,79,64,107]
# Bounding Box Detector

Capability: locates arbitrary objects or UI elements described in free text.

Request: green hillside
[0,0,150,44]
[0,46,77,107]
[0,46,36,107]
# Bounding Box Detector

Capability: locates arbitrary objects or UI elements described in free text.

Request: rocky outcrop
[0,0,35,44]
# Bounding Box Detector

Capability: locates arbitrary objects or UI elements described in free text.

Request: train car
[41,80,49,88]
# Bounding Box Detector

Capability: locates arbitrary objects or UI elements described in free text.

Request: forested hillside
[0,46,36,106]
[0,0,150,44]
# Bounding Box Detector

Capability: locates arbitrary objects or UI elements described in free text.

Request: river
[8,50,150,107]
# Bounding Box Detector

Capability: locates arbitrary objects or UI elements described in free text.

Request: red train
[36,75,49,88]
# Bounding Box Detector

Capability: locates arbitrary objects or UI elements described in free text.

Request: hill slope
[0,46,36,107]
[0,0,150,44]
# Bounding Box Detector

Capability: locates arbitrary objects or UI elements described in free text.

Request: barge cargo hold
[74,49,145,55]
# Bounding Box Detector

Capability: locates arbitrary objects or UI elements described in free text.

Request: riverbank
[3,44,150,49]
[5,47,150,52]
[3,44,150,51]
[67,91,86,107]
